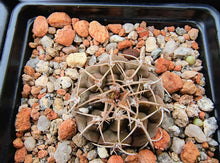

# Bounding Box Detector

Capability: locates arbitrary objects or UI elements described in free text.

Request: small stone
[47,12,72,28]
[74,20,89,37]
[66,52,87,68]
[106,43,117,52]
[137,27,149,38]
[65,68,79,80]
[197,97,214,112]
[47,82,54,93]
[90,158,103,163]
[86,45,99,55]
[54,141,72,163]
[168,125,181,136]
[46,47,58,57]
[35,75,48,87]
[199,151,207,161]
[128,31,138,40]
[87,149,97,161]
[188,28,199,40]
[89,55,97,66]
[180,80,197,95]
[157,35,166,48]
[15,107,31,132]
[174,47,194,59]
[72,133,87,147]
[107,155,123,163]
[38,150,48,158]
[24,137,36,152]
[181,70,198,79]
[151,48,162,60]
[62,45,78,55]
[163,40,178,55]
[14,147,27,162]
[193,118,203,127]
[13,138,24,149]
[155,58,171,74]
[171,137,185,154]
[55,25,75,46]
[53,97,65,115]
[176,27,187,36]
[37,115,50,131]
[138,149,156,163]
[48,27,56,34]
[40,35,54,49]
[97,146,109,158]
[89,21,109,43]
[110,35,125,43]
[22,84,31,98]
[145,37,158,52]
[123,49,140,60]
[207,137,219,146]
[180,141,200,163]
[161,71,183,94]
[185,124,206,143]
[32,16,48,37]
[58,119,77,140]
[123,23,134,33]
[55,76,72,90]
[24,154,33,163]
[161,113,174,131]
[153,128,171,150]
[124,154,139,163]
[108,24,122,34]
[117,40,132,50]
[172,107,189,127]
[50,119,63,136]
[157,152,174,163]
[203,117,218,137]
[35,60,49,74]
[186,103,200,118]
[179,94,193,105]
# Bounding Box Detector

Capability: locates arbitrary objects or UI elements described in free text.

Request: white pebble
[86,45,99,55]
[65,68,79,80]
[66,52,87,68]
[37,115,50,131]
[197,97,214,112]
[97,146,109,158]
[54,141,72,163]
[40,35,54,49]
[123,23,134,33]
[172,107,189,127]
[181,70,198,79]
[171,137,185,154]
[110,35,125,43]
[35,60,49,74]
[163,40,178,55]
[145,37,158,52]
[127,31,138,40]
[185,124,207,143]
[174,47,194,59]
[87,150,98,161]
[79,107,89,114]
[35,75,48,87]
[24,137,36,152]
[47,81,55,93]
[89,158,103,163]
[55,76,72,90]
[203,117,218,137]
[168,125,181,136]
[186,104,200,118]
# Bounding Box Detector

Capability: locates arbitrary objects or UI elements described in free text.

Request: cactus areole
[69,47,166,154]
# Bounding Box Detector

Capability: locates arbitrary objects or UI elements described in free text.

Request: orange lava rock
[55,25,75,46]
[168,61,174,70]
[117,40,132,50]
[24,154,33,163]
[138,149,156,163]
[180,141,200,163]
[199,111,206,121]
[58,119,77,140]
[202,142,209,149]
[180,80,197,95]
[47,156,56,163]
[153,29,161,37]
[15,107,31,132]
[74,20,90,37]
[191,41,199,50]
[200,158,219,163]
[95,47,106,57]
[38,92,46,99]
[38,150,48,158]
[160,30,166,36]
[152,128,171,150]
[32,16,48,37]
[47,12,72,28]
[137,27,149,38]
[14,147,27,162]
[57,89,66,96]
[155,58,171,74]
[46,108,58,120]
[174,65,182,71]
[89,21,109,43]
[108,24,122,34]
[184,25,192,32]
[24,65,35,76]
[161,71,183,94]
[119,28,125,36]
[13,138,24,149]
[72,18,79,27]
[124,154,139,163]
[107,155,124,163]
[22,84,31,98]
[136,40,145,48]
[83,39,90,47]
[31,107,40,121]
[64,93,71,101]
[168,26,175,32]
[31,86,41,97]
[183,34,190,40]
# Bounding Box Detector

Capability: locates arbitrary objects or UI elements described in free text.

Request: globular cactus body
[69,47,165,154]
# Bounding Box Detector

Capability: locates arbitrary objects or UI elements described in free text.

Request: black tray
[0,2,9,59]
[0,2,220,162]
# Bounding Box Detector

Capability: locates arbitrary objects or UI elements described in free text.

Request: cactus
[69,46,166,154]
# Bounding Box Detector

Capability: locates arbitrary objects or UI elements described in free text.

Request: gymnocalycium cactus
[69,46,167,154]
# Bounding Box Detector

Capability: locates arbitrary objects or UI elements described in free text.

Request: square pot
[0,2,219,162]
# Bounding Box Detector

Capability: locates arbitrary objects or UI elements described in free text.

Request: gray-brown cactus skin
[69,47,166,154]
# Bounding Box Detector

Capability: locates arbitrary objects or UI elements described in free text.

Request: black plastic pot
[0,2,9,59]
[0,2,220,162]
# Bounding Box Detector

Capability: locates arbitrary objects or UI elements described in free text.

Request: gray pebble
[97,146,109,158]
[72,133,87,148]
[35,75,48,87]
[185,124,206,143]
[128,31,138,40]
[203,117,218,137]
[175,27,187,36]
[207,137,219,146]
[54,141,72,163]
[89,55,97,66]
[172,107,189,127]
[54,77,72,90]
[89,158,103,163]
[74,34,83,43]
[171,137,185,154]
[123,23,134,33]
[50,119,63,136]
[35,60,49,74]
[174,47,194,59]
[157,35,165,48]
[87,149,98,161]
[110,35,125,43]
[161,113,174,131]
[200,151,207,161]
[198,97,214,112]
[24,137,36,152]
[86,45,99,55]
[163,40,178,55]
[40,35,54,49]
[106,43,117,52]
[26,57,40,68]
[37,115,50,131]
[157,152,174,163]
[151,48,162,60]
[168,125,181,137]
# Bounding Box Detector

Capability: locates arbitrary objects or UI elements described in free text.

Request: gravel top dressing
[13,12,219,163]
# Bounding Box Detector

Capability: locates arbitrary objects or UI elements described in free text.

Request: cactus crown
[69,46,166,154]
